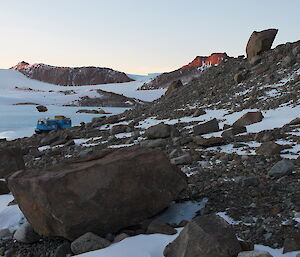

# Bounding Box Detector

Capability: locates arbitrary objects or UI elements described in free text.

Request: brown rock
[165,80,183,97]
[0,148,25,179]
[163,214,241,257]
[192,109,206,117]
[234,72,245,83]
[0,180,10,195]
[8,147,187,240]
[256,141,282,156]
[283,233,300,253]
[194,136,225,147]
[222,126,247,138]
[145,123,171,139]
[113,233,129,243]
[233,112,264,127]
[246,29,278,62]
[193,118,219,135]
[239,240,254,251]
[147,220,177,235]
[288,117,300,126]
[36,105,48,112]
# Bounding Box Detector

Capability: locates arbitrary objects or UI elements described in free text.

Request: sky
[0,0,299,74]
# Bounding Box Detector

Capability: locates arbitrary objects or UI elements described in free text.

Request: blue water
[0,104,129,140]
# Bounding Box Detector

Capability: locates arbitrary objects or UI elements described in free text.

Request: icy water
[0,104,129,140]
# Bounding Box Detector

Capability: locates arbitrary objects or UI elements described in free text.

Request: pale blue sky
[0,0,299,74]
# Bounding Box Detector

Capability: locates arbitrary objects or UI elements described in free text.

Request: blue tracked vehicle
[35,116,72,134]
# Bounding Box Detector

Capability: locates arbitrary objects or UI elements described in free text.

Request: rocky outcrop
[0,148,25,179]
[140,53,228,90]
[246,29,278,63]
[8,147,187,240]
[181,53,228,69]
[164,214,241,257]
[11,62,134,86]
[75,89,144,107]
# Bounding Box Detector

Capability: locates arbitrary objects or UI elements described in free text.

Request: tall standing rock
[0,148,25,179]
[8,147,187,240]
[246,29,278,63]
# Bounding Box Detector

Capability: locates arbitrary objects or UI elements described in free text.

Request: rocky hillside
[11,62,134,86]
[139,53,228,90]
[1,29,300,256]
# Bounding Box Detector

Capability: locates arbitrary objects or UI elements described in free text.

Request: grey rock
[147,220,177,235]
[0,229,13,240]
[193,118,219,135]
[144,123,171,139]
[170,153,192,165]
[71,232,111,255]
[268,160,295,178]
[140,139,167,148]
[164,214,241,257]
[13,222,41,244]
[54,242,72,257]
[113,233,129,243]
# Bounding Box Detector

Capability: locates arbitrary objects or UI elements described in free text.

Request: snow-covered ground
[0,69,165,139]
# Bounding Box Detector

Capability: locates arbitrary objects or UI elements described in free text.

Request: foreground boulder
[8,147,187,240]
[164,214,241,257]
[246,29,278,63]
[0,148,25,179]
[233,112,264,127]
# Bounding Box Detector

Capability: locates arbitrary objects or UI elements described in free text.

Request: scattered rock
[233,112,264,127]
[113,233,129,243]
[283,232,300,253]
[8,147,187,240]
[268,159,295,178]
[193,118,219,135]
[170,153,192,165]
[71,232,110,255]
[234,71,245,83]
[0,148,25,179]
[36,105,48,112]
[256,142,281,156]
[222,126,247,138]
[13,222,41,244]
[0,229,13,240]
[145,123,171,139]
[163,214,241,257]
[53,242,72,257]
[194,136,225,147]
[147,220,177,235]
[288,117,300,125]
[140,139,167,148]
[110,125,128,135]
[237,251,273,257]
[192,109,206,117]
[0,181,10,195]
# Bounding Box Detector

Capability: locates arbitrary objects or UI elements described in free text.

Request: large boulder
[193,118,219,135]
[268,160,295,178]
[256,142,282,156]
[0,148,25,179]
[164,214,241,257]
[246,29,278,63]
[233,112,264,127]
[8,147,187,240]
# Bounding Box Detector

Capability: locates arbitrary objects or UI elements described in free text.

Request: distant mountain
[11,61,134,86]
[139,53,228,90]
